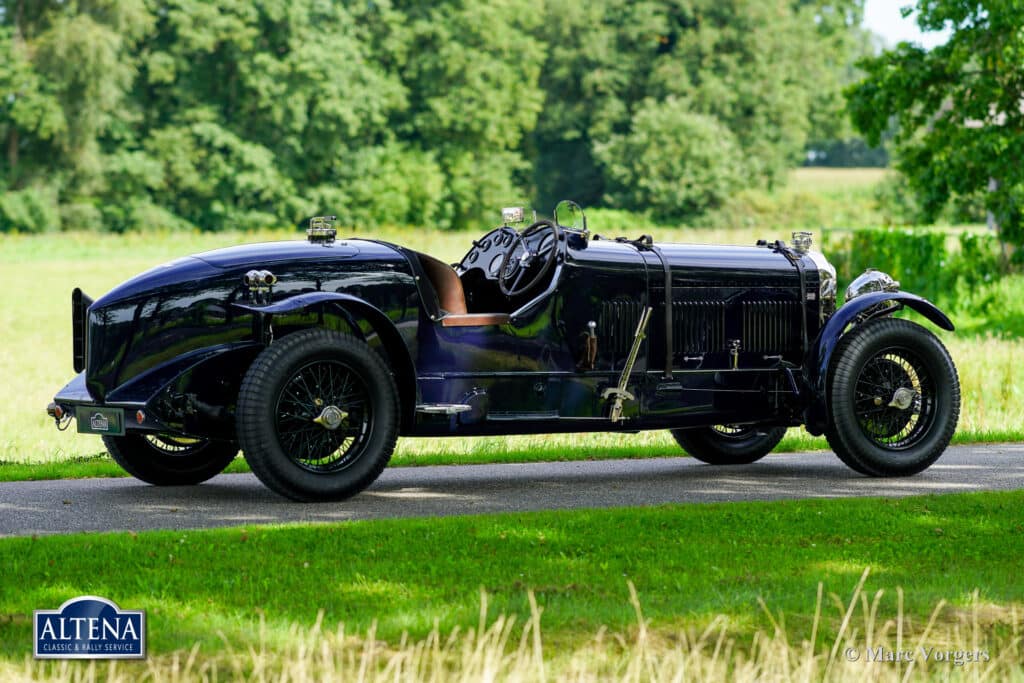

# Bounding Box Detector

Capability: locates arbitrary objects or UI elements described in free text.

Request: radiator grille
[742,300,800,352]
[598,300,644,354]
[600,298,801,356]
[672,301,726,353]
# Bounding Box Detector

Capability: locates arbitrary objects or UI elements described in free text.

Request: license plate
[76,406,125,436]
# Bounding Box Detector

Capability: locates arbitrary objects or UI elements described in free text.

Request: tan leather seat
[417,253,510,327]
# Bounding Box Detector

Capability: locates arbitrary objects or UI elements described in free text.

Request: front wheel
[826,318,959,477]
[671,425,786,465]
[103,434,238,486]
[236,329,399,502]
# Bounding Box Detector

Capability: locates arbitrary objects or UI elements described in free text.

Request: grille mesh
[599,298,801,356]
[741,300,800,352]
[598,300,644,354]
[672,301,726,354]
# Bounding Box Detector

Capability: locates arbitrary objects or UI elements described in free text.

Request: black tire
[825,318,959,477]
[236,329,398,502]
[671,425,787,465]
[103,434,237,486]
[824,424,873,475]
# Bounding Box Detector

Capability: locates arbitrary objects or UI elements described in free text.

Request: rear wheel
[103,433,238,485]
[671,425,786,465]
[826,318,959,476]
[237,329,398,502]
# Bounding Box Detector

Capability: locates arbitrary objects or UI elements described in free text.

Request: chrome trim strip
[416,404,473,415]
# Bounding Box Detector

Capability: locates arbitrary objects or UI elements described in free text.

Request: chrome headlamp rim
[805,250,837,322]
[845,268,901,302]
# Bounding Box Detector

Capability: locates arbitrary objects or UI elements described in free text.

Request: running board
[416,403,473,415]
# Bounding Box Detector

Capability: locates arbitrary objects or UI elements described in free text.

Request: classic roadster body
[49,204,960,500]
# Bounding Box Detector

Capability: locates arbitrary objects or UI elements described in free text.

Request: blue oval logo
[34,596,145,659]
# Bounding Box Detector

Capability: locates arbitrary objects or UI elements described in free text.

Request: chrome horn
[243,270,277,303]
[244,270,277,287]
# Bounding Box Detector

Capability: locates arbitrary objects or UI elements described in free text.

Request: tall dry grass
[947,336,1024,437]
[5,570,1022,682]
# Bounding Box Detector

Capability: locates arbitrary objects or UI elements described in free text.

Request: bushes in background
[595,100,744,220]
[826,228,1003,311]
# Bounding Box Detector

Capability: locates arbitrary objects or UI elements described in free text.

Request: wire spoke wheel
[237,329,399,502]
[852,348,934,450]
[709,424,755,440]
[103,433,238,486]
[274,359,372,473]
[144,433,206,455]
[826,318,959,477]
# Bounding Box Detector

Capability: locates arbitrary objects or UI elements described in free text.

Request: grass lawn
[0,491,1021,665]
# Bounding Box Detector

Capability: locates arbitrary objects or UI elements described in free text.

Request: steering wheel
[498,219,561,297]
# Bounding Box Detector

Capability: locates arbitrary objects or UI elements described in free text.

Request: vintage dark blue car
[48,202,960,501]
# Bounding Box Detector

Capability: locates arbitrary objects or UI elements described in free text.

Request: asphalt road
[2,444,1022,537]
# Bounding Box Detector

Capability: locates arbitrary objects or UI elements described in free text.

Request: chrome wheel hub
[312,405,348,431]
[887,387,917,410]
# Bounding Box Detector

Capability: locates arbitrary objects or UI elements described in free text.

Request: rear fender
[49,344,263,439]
[233,293,417,430]
[803,291,954,434]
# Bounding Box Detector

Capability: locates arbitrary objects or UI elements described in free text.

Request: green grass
[3,428,1024,483]
[788,167,890,191]
[0,490,1021,661]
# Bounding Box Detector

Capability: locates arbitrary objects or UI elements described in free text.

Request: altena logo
[34,596,146,659]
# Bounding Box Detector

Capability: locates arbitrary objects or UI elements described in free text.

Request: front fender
[803,291,954,434]
[233,292,417,429]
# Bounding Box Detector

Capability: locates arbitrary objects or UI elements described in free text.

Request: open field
[0,491,1022,678]
[3,223,1023,471]
[788,167,889,191]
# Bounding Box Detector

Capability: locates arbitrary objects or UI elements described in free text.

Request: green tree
[388,0,546,228]
[847,0,1024,256]
[125,0,410,230]
[0,0,150,230]
[531,0,866,212]
[595,97,743,219]
[0,0,870,232]
[796,1,873,144]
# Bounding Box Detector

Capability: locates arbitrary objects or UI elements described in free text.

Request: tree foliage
[596,98,743,219]
[0,0,866,232]
[847,0,1024,252]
